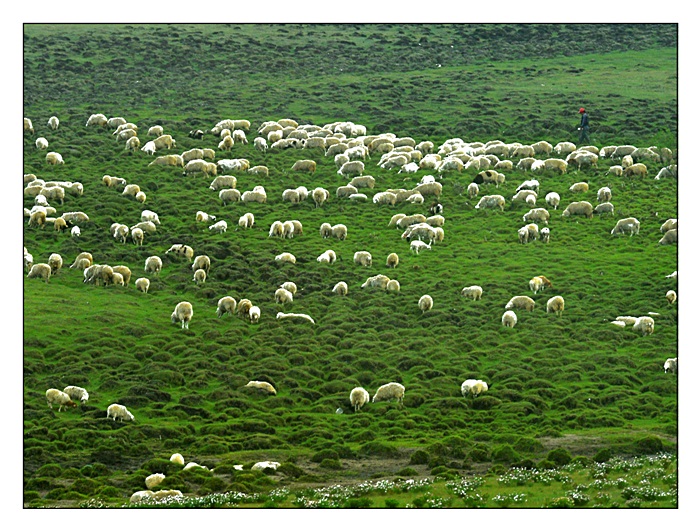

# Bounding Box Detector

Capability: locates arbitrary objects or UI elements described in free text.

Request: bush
[468,447,490,463]
[319,458,342,470]
[397,467,418,476]
[384,498,401,508]
[311,449,339,463]
[632,436,664,455]
[344,497,374,508]
[358,441,399,458]
[547,448,572,467]
[594,448,613,463]
[491,444,520,465]
[537,459,556,470]
[409,449,430,465]
[277,462,304,478]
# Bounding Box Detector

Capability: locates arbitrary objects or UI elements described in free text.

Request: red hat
[579,108,585,113]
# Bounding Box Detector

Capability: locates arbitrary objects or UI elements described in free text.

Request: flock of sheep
[25,113,677,493]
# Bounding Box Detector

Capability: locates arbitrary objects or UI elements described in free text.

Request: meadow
[22,23,677,508]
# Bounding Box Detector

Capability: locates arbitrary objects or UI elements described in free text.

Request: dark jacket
[580,112,589,128]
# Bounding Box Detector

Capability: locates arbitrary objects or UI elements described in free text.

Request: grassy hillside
[22,23,678,508]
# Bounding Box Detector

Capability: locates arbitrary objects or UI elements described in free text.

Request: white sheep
[659,229,677,245]
[461,285,483,300]
[46,151,64,165]
[460,379,489,398]
[354,251,373,267]
[633,316,655,336]
[27,263,52,283]
[71,225,81,238]
[372,382,405,404]
[569,182,589,193]
[350,387,370,412]
[61,385,89,404]
[276,312,315,325]
[216,296,237,318]
[664,358,677,374]
[594,202,615,216]
[247,306,261,323]
[386,279,400,293]
[48,253,63,275]
[275,252,296,265]
[611,217,640,236]
[238,212,255,229]
[361,274,391,290]
[252,461,281,471]
[660,219,677,233]
[86,113,108,126]
[209,220,228,234]
[46,388,77,411]
[418,294,433,314]
[275,287,294,304]
[666,290,677,305]
[474,195,505,211]
[562,201,593,219]
[171,301,194,330]
[145,473,165,490]
[597,186,612,203]
[331,224,348,241]
[193,268,207,285]
[166,244,194,261]
[545,192,560,210]
[170,453,185,466]
[145,256,163,276]
[505,295,535,312]
[529,275,552,294]
[135,278,150,293]
[546,295,565,317]
[35,137,48,149]
[502,310,517,328]
[386,252,399,268]
[107,403,135,422]
[410,240,432,254]
[317,250,337,264]
[332,281,348,296]
[141,141,157,155]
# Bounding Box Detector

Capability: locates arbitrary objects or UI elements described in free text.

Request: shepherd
[578,107,590,144]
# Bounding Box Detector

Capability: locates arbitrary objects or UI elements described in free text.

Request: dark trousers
[579,126,590,144]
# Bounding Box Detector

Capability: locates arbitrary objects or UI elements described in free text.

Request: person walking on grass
[578,107,590,144]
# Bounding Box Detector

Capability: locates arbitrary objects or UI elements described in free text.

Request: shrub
[384,498,401,508]
[491,444,520,465]
[344,497,373,508]
[311,449,339,463]
[319,458,342,469]
[397,467,418,476]
[632,436,664,455]
[537,459,556,470]
[358,441,399,458]
[409,449,430,465]
[277,462,304,478]
[594,448,613,463]
[547,448,573,467]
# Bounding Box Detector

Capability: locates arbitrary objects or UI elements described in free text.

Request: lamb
[63,386,89,404]
[539,227,550,243]
[135,277,150,293]
[505,295,535,312]
[474,195,506,211]
[107,403,135,422]
[193,268,207,285]
[623,163,648,177]
[331,224,348,241]
[209,220,228,234]
[659,229,677,245]
[546,295,565,316]
[633,316,655,336]
[666,290,677,305]
[512,189,538,204]
[621,155,634,168]
[275,287,294,304]
[562,201,593,219]
[166,244,194,261]
[418,294,434,314]
[171,301,193,329]
[27,263,52,283]
[141,141,157,155]
[664,358,677,374]
[350,387,370,412]
[611,217,640,236]
[110,223,129,244]
[529,275,552,294]
[569,182,589,193]
[45,388,77,411]
[238,212,255,229]
[361,274,391,290]
[386,252,399,268]
[86,113,108,126]
[312,187,330,208]
[46,152,64,165]
[466,182,479,199]
[111,272,125,287]
[317,250,337,264]
[70,226,80,238]
[332,281,349,296]
[276,312,315,325]
[70,252,93,269]
[660,219,677,233]
[461,379,489,398]
[35,137,48,150]
[354,251,372,267]
[594,202,615,216]
[372,382,405,404]
[597,186,612,203]
[144,256,163,276]
[291,159,317,173]
[461,285,483,300]
[410,240,432,254]
[275,252,297,264]
[502,310,518,328]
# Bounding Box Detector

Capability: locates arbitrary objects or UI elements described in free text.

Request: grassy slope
[22,23,677,507]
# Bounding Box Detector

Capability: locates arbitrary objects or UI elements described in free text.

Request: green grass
[22,23,677,508]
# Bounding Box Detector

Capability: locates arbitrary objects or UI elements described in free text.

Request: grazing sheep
[131,227,146,246]
[505,295,535,312]
[149,154,184,167]
[216,296,237,318]
[317,250,337,264]
[83,264,114,286]
[474,194,506,211]
[522,208,550,225]
[660,219,677,233]
[70,252,93,269]
[664,358,677,374]
[337,160,365,178]
[46,151,64,165]
[467,182,479,199]
[166,244,194,261]
[666,290,677,305]
[191,255,210,275]
[107,403,134,422]
[193,269,207,285]
[541,158,568,174]
[633,316,655,336]
[331,224,348,241]
[291,159,317,173]
[46,389,77,411]
[418,294,433,314]
[654,165,678,180]
[275,287,294,304]
[63,386,89,404]
[518,226,530,244]
[145,473,165,490]
[410,240,432,254]
[540,227,551,243]
[461,379,489,398]
[332,281,348,296]
[569,181,589,193]
[219,188,242,206]
[209,220,228,234]
[28,210,47,228]
[354,251,373,267]
[529,275,552,294]
[623,163,648,177]
[386,279,401,293]
[349,175,376,189]
[597,186,612,203]
[546,295,565,316]
[241,188,268,203]
[594,202,615,216]
[562,201,593,219]
[171,301,194,330]
[135,277,150,293]
[111,272,125,287]
[247,306,261,323]
[152,134,176,150]
[611,217,640,236]
[237,212,255,229]
[372,382,405,404]
[502,310,517,328]
[361,274,391,290]
[144,256,163,276]
[48,253,63,275]
[24,117,34,133]
[276,311,315,324]
[659,229,678,245]
[350,387,370,412]
[373,191,398,205]
[184,159,218,177]
[461,285,483,300]
[386,252,399,268]
[35,137,48,150]
[27,263,52,283]
[275,252,297,265]
[170,453,185,466]
[86,113,108,126]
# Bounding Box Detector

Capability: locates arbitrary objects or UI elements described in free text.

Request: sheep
[35,137,48,150]
[216,296,237,318]
[125,136,141,152]
[109,223,129,244]
[410,240,432,254]
[569,182,589,193]
[70,252,93,269]
[135,277,150,293]
[235,298,252,317]
[319,222,333,239]
[624,163,648,177]
[275,287,294,304]
[522,208,550,225]
[317,250,337,264]
[184,159,218,177]
[666,290,677,305]
[24,117,34,133]
[349,387,370,412]
[466,182,480,199]
[271,311,314,327]
[283,188,302,203]
[354,251,372,267]
[83,264,115,286]
[594,202,615,216]
[218,158,250,173]
[518,226,530,244]
[546,295,565,317]
[611,217,640,236]
[251,461,281,472]
[268,220,284,239]
[542,158,568,174]
[349,175,376,189]
[107,403,135,422]
[24,250,34,272]
[45,388,77,411]
[253,137,268,153]
[145,473,165,490]
[103,175,128,189]
[241,188,267,203]
[529,275,552,295]
[664,358,677,374]
[562,201,593,219]
[28,210,46,228]
[418,294,433,314]
[474,195,506,211]
[460,285,483,301]
[461,379,489,398]
[275,252,296,264]
[540,227,551,243]
[218,188,242,206]
[131,221,157,236]
[46,151,64,165]
[654,165,678,180]
[70,225,80,238]
[332,281,348,296]
[27,263,51,283]
[86,113,108,127]
[502,310,518,328]
[553,142,577,156]
[166,244,194,261]
[63,386,89,404]
[633,316,655,336]
[414,181,443,199]
[48,253,63,275]
[521,223,539,242]
[361,274,391,290]
[144,256,163,276]
[401,223,437,244]
[596,186,612,203]
[660,219,677,233]
[139,210,161,226]
[110,271,125,287]
[473,170,505,187]
[209,220,228,234]
[372,382,405,404]
[171,301,193,330]
[337,160,365,178]
[193,268,207,285]
[384,278,400,293]
[373,191,398,205]
[386,252,399,269]
[659,229,678,245]
[505,295,535,312]
[331,224,348,241]
[512,189,538,204]
[312,187,330,208]
[238,212,255,229]
[291,159,317,174]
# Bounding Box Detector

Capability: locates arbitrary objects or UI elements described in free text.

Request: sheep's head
[67,400,77,408]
